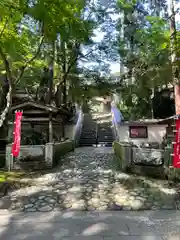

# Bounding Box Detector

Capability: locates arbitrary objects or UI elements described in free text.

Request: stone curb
[0,182,9,198]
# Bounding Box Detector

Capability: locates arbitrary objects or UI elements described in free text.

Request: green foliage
[0,0,110,108]
[115,0,173,119]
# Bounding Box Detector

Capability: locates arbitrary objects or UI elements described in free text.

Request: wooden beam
[22,117,62,123]
[22,110,48,114]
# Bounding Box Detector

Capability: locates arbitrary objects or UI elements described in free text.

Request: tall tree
[115,0,173,119]
[0,0,94,126]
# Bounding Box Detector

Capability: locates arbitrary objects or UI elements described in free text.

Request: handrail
[73,107,84,147]
[95,117,98,146]
[111,110,120,141]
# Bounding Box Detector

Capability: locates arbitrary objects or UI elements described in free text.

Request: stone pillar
[45,143,54,168]
[121,143,132,171]
[6,144,13,170]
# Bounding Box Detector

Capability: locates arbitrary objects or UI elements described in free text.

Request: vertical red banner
[173,118,180,168]
[11,111,23,157]
[174,85,180,115]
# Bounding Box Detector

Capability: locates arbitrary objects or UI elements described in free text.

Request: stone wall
[53,140,74,165]
[113,141,169,178]
[6,144,46,170]
[6,140,74,171]
[117,124,167,144]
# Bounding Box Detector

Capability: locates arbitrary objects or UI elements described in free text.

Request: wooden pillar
[61,116,65,141]
[49,112,53,142]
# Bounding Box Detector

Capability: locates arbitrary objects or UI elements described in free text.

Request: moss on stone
[113,141,124,170]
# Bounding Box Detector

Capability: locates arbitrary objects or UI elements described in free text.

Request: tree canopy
[0,0,179,124]
[0,0,113,126]
[113,0,178,119]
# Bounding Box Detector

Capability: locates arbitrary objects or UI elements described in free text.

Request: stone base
[6,141,74,171]
[130,164,166,179]
[12,160,52,171]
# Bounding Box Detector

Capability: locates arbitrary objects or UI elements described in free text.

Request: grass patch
[0,170,25,184]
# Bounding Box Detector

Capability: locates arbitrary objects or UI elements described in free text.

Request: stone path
[1,210,180,239]
[0,147,179,212]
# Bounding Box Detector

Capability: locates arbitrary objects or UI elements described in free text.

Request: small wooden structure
[5,101,76,171]
[9,101,73,144]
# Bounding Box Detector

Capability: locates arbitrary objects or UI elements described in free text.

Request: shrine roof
[10,101,71,116]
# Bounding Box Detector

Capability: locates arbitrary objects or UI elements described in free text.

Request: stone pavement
[0,210,180,239]
[0,147,178,211]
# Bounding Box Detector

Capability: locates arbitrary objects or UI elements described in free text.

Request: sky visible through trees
[94,0,180,73]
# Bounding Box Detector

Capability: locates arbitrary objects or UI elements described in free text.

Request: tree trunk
[0,48,13,129]
[62,41,67,105]
[48,42,55,142]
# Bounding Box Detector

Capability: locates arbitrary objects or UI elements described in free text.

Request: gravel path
[1,147,178,212]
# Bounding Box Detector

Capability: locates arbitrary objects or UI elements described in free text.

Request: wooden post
[9,110,17,171]
[61,116,65,141]
[49,111,53,142]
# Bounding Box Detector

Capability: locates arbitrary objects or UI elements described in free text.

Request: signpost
[173,118,180,168]
[10,111,23,171]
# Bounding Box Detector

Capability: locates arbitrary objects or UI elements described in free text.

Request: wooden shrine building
[8,101,73,145]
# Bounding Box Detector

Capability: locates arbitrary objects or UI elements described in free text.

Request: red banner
[11,111,23,157]
[173,119,180,168]
[174,85,180,115]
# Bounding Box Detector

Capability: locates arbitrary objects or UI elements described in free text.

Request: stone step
[98,128,112,132]
[79,142,97,146]
[98,139,113,143]
[79,138,96,141]
[83,123,96,127]
[97,142,113,147]
[98,124,112,127]
[98,130,112,134]
[98,138,113,142]
[98,134,113,138]
[98,128,112,131]
[79,139,97,143]
[81,130,96,133]
[80,137,96,141]
[80,132,96,136]
[98,136,113,139]
[98,132,113,136]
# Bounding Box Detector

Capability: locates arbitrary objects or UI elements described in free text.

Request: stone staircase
[79,114,97,147]
[79,112,114,147]
[97,121,114,147]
